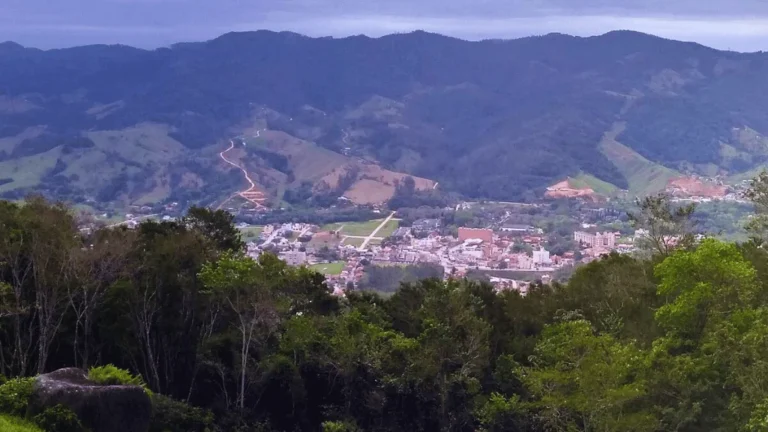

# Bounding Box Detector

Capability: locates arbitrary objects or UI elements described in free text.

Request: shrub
[32,405,85,432]
[87,365,151,395]
[0,377,35,416]
[321,420,360,432]
[149,394,214,432]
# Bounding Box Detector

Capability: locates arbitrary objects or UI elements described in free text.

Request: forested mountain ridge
[1,30,768,205]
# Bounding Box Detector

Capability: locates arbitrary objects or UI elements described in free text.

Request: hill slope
[1,30,768,206]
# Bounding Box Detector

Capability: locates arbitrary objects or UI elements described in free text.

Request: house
[412,218,441,236]
[458,228,493,243]
[499,224,534,233]
[391,227,411,239]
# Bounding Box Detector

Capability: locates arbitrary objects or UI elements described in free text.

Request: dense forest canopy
[5,179,768,430]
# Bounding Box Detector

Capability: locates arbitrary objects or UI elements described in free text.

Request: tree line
[5,174,768,430]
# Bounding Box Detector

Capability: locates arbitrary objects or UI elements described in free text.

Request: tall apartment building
[574,231,616,248]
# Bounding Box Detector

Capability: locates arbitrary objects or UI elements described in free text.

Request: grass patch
[322,219,387,237]
[320,222,345,233]
[309,261,346,275]
[342,220,385,236]
[239,225,263,240]
[309,233,341,249]
[0,415,42,432]
[599,122,678,196]
[0,147,61,193]
[343,237,365,247]
[570,173,619,196]
[374,220,399,238]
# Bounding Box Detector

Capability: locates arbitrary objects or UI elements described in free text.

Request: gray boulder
[30,368,151,432]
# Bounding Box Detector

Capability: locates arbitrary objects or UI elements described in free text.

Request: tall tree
[745,170,768,244]
[184,206,244,252]
[628,193,696,257]
[200,252,290,410]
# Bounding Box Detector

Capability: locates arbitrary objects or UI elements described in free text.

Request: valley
[0,30,767,215]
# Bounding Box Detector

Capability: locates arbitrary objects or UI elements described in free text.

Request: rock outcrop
[30,368,151,432]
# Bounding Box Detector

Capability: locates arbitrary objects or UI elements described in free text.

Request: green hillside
[599,122,679,196]
[1,30,768,204]
[570,173,621,196]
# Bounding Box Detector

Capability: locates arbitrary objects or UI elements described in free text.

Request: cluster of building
[237,216,632,296]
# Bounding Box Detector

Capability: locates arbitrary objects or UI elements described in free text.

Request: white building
[574,231,616,249]
[532,248,551,265]
[279,251,307,266]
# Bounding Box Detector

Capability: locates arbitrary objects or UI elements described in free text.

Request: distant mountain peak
[0,41,25,52]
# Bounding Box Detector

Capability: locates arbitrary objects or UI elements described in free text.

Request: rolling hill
[1,30,768,208]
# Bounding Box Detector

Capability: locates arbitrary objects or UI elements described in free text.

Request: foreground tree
[629,193,696,257]
[200,253,291,410]
[521,319,656,432]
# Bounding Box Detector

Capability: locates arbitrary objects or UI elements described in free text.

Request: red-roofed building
[458,227,493,243]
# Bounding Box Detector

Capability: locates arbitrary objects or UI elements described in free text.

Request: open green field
[375,219,400,238]
[321,218,399,238]
[321,219,380,236]
[344,220,384,236]
[309,261,346,275]
[308,232,341,249]
[239,225,263,240]
[343,237,365,247]
[0,415,42,432]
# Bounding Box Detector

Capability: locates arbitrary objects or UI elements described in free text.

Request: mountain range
[1,30,768,209]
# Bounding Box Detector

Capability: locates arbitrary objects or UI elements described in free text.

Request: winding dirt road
[219,139,267,210]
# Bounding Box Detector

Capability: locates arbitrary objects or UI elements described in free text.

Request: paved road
[359,212,396,251]
[262,228,281,246]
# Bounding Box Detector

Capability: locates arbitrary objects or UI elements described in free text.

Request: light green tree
[521,320,656,432]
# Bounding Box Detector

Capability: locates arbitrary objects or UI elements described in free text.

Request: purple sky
[2,0,767,51]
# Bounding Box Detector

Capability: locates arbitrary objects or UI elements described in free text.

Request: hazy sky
[2,0,768,51]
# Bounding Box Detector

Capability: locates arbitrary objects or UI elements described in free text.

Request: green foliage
[88,365,151,395]
[321,420,360,432]
[0,414,43,432]
[10,197,768,431]
[31,405,85,432]
[0,378,35,417]
[475,393,526,432]
[149,394,214,432]
[629,193,697,256]
[522,320,656,432]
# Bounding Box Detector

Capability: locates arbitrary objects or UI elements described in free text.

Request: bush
[321,420,360,432]
[87,365,151,395]
[0,377,35,416]
[149,394,214,432]
[32,405,85,432]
